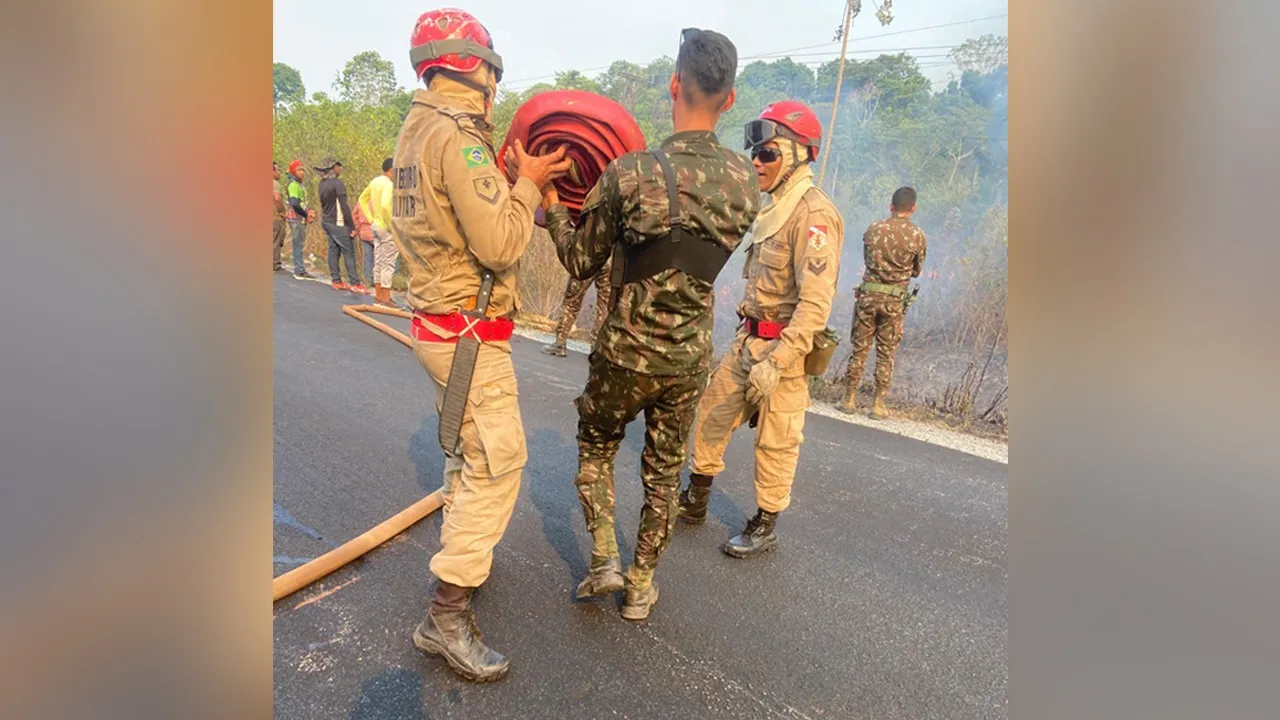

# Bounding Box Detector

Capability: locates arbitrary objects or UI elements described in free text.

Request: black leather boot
[722,509,779,558]
[413,581,510,683]
[677,473,714,524]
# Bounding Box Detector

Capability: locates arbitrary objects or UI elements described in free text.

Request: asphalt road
[273,274,1008,720]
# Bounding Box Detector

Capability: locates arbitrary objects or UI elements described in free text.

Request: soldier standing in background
[541,260,611,357]
[676,101,844,558]
[520,28,758,621]
[837,186,927,419]
[393,8,570,683]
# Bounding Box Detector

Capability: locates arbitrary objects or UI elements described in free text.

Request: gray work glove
[745,357,781,406]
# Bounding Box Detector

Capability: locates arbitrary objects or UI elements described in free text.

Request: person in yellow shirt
[359,158,398,307]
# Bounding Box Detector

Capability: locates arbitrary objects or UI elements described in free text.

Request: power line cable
[500,13,1007,90]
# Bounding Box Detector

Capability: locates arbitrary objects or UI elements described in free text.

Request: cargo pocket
[468,379,528,478]
[755,381,808,450]
[755,238,793,297]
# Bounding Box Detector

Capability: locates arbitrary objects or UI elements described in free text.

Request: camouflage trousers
[553,262,612,344]
[844,293,906,392]
[574,352,707,588]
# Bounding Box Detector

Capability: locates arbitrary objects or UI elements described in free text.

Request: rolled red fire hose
[498,90,646,222]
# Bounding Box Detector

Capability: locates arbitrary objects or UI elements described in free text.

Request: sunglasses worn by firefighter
[750,145,782,163]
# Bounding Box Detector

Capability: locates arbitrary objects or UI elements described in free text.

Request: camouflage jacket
[861,214,927,288]
[546,130,759,375]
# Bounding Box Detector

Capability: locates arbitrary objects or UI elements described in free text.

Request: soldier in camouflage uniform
[515,28,758,621]
[541,259,612,357]
[838,186,927,419]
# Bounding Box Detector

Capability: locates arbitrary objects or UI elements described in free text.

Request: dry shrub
[518,227,570,320]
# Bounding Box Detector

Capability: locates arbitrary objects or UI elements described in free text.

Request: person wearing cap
[675,101,845,559]
[393,8,571,683]
[272,161,288,272]
[358,157,398,307]
[315,156,363,292]
[837,186,927,419]
[284,160,315,279]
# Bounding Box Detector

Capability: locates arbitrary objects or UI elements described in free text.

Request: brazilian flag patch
[462,146,490,168]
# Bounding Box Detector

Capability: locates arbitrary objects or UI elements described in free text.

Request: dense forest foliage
[273,35,1008,429]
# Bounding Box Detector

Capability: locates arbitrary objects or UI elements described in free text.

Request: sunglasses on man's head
[751,146,781,163]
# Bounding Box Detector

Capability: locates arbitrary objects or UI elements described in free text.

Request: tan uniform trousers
[690,334,808,513]
[412,338,527,588]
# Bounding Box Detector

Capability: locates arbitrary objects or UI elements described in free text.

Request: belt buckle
[458,309,487,342]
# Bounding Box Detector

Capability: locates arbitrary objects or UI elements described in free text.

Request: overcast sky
[274,0,1007,96]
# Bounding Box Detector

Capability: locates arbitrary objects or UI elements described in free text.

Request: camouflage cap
[313,155,342,171]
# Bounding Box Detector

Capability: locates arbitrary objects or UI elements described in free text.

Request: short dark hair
[676,29,737,107]
[273,161,279,169]
[892,186,917,211]
[382,157,394,173]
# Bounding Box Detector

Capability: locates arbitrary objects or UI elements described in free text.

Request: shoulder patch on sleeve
[473,175,500,204]
[462,146,491,168]
[807,257,829,276]
[808,225,829,252]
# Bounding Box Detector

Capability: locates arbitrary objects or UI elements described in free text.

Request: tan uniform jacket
[391,87,542,323]
[739,187,844,374]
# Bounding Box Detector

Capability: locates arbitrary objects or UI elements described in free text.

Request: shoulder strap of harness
[651,148,683,232]
[615,148,733,287]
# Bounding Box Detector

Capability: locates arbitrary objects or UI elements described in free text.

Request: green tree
[389,89,415,121]
[553,70,602,94]
[817,54,930,112]
[737,58,815,100]
[335,51,399,107]
[948,35,1008,75]
[273,62,305,108]
[958,64,1008,110]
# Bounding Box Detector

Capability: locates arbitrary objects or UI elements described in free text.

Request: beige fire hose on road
[273,303,443,603]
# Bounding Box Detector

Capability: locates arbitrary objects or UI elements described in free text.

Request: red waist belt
[498,89,646,223]
[412,312,514,344]
[744,317,788,340]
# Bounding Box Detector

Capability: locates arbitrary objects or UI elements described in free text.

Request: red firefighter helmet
[409,8,504,82]
[744,101,822,161]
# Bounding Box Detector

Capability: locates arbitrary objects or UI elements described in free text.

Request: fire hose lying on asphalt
[273,304,442,603]
[273,92,647,604]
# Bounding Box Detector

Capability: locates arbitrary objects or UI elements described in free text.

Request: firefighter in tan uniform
[676,102,844,558]
[392,8,570,684]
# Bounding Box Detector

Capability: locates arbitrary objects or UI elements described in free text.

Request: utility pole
[818,1,896,188]
[818,0,859,187]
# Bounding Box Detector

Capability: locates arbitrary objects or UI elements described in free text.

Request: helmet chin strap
[766,139,807,193]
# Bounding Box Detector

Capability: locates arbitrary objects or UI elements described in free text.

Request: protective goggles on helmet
[744,119,790,150]
[410,37,504,81]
